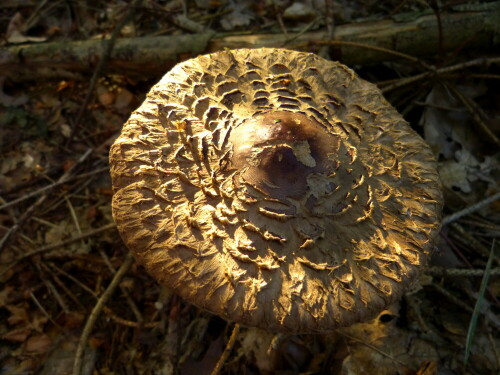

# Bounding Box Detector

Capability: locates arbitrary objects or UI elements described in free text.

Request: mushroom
[109,48,443,333]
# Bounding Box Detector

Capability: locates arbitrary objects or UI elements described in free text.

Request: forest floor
[1,1,500,374]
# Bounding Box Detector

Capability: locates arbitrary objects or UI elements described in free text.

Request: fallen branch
[2,32,215,81]
[2,3,500,81]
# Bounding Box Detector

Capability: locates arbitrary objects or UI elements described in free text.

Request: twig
[487,331,500,369]
[284,18,320,45]
[431,283,474,313]
[0,149,93,252]
[317,0,335,58]
[436,56,500,75]
[441,230,475,269]
[210,323,240,375]
[449,223,500,267]
[381,56,500,93]
[267,332,286,355]
[49,260,158,327]
[313,40,434,70]
[380,72,430,93]
[0,222,116,278]
[426,266,500,276]
[428,0,444,64]
[73,252,134,375]
[48,262,98,297]
[445,83,500,146]
[271,0,288,36]
[431,283,500,331]
[43,171,96,216]
[468,73,500,80]
[68,0,143,144]
[43,262,87,311]
[65,196,83,236]
[102,306,159,328]
[307,38,437,94]
[336,330,412,369]
[22,0,49,32]
[0,167,108,211]
[404,294,431,333]
[34,261,69,313]
[98,249,143,323]
[442,191,500,226]
[29,291,64,330]
[324,0,335,40]
[457,218,500,231]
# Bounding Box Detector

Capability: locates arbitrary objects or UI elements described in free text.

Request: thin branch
[0,222,116,278]
[335,330,412,369]
[442,191,500,226]
[431,283,500,331]
[99,249,143,323]
[211,323,241,375]
[73,252,134,375]
[0,167,107,211]
[426,266,500,277]
[449,223,500,267]
[313,40,434,70]
[445,83,500,146]
[0,149,93,252]
[381,56,500,93]
[102,306,160,328]
[68,0,143,144]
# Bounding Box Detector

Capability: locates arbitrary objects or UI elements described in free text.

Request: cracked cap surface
[110,48,443,333]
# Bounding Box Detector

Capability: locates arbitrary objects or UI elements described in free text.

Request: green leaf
[464,240,497,365]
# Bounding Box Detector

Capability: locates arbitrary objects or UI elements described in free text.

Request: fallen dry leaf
[2,328,31,343]
[6,12,46,44]
[25,333,52,354]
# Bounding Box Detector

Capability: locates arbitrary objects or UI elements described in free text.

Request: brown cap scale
[110,48,443,333]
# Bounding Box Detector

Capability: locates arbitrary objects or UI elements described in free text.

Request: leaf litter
[0,0,499,374]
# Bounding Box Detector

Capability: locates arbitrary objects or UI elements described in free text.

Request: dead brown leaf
[25,333,52,354]
[2,327,31,343]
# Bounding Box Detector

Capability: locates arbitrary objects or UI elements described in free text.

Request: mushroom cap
[110,48,443,333]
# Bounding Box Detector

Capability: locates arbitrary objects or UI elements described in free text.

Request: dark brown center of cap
[229,111,337,199]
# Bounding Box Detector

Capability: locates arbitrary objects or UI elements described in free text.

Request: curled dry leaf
[283,2,318,21]
[5,12,46,45]
[220,0,255,30]
[110,48,443,333]
[3,328,31,343]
